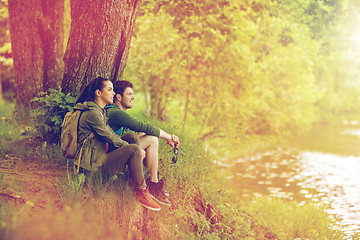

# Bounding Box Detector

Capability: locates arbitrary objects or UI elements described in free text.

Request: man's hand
[167,134,179,148]
[160,129,179,148]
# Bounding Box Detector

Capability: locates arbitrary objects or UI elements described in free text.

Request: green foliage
[125,0,360,160]
[0,0,12,70]
[0,96,72,164]
[30,89,77,143]
[125,0,326,158]
[285,0,360,120]
[127,0,251,132]
[0,100,66,161]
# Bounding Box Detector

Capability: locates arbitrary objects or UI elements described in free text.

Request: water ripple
[230,148,360,235]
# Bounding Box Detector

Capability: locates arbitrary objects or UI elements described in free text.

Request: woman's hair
[113,80,133,96]
[76,77,110,104]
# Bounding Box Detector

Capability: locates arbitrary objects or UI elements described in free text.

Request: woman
[73,77,161,211]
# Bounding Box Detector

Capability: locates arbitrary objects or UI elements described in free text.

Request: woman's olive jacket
[74,101,128,171]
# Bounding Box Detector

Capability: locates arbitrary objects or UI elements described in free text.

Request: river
[227,122,360,235]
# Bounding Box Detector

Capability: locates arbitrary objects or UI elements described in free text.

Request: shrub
[30,89,77,143]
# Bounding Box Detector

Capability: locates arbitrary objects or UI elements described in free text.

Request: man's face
[119,87,134,110]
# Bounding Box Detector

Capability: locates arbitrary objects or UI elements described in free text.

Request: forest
[0,0,359,239]
[0,0,359,155]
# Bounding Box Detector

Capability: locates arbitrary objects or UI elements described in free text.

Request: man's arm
[109,106,179,147]
[108,107,160,137]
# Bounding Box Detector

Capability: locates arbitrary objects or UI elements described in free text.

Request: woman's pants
[102,133,146,189]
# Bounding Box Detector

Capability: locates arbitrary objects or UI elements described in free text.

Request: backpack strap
[75,132,96,174]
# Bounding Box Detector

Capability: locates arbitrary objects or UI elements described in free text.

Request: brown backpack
[61,110,94,160]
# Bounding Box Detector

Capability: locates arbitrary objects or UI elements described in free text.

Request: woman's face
[98,80,115,106]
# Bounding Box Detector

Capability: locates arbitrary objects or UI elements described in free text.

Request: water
[227,123,360,235]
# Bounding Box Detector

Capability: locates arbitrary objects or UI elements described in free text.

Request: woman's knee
[122,133,140,145]
[126,144,142,159]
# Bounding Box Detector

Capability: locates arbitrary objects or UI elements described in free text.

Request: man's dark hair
[113,80,133,96]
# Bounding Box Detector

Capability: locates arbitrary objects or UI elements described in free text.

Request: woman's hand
[141,149,146,159]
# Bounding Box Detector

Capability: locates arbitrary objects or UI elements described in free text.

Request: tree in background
[126,0,251,131]
[304,0,360,119]
[0,0,13,101]
[8,0,64,107]
[61,0,141,94]
[243,0,321,135]
[125,0,320,146]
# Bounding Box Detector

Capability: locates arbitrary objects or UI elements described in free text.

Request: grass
[246,196,348,239]
[0,101,21,157]
[0,100,354,239]
[0,101,22,141]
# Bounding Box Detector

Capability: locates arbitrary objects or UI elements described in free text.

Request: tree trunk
[149,74,169,121]
[62,0,141,94]
[8,0,64,107]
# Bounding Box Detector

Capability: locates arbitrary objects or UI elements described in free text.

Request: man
[106,80,179,206]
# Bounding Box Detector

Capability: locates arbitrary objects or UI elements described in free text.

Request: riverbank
[0,101,351,239]
[218,121,360,239]
[0,140,278,240]
[0,137,350,239]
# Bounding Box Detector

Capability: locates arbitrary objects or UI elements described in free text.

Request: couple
[73,77,179,211]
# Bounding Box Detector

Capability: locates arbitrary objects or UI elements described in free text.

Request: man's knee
[148,135,159,147]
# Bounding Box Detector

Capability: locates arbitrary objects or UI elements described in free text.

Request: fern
[30,89,77,143]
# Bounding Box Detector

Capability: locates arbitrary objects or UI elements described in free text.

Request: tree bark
[62,0,141,94]
[8,0,64,107]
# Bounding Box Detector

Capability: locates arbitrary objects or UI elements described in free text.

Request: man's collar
[105,104,117,109]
